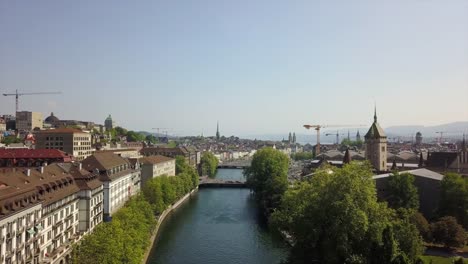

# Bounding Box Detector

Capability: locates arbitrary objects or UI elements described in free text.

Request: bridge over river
[217,159,252,169]
[198,176,247,188]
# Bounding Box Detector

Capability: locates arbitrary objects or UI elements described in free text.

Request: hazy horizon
[1,1,467,136]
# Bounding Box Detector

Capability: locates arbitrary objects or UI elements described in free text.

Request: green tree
[145,134,158,144]
[126,131,145,142]
[431,216,466,248]
[271,162,424,264]
[175,155,199,188]
[393,209,425,262]
[244,148,289,216]
[411,212,431,241]
[114,126,128,136]
[1,135,21,145]
[201,152,219,177]
[387,172,420,210]
[290,152,314,161]
[142,178,166,215]
[341,138,364,148]
[437,173,468,228]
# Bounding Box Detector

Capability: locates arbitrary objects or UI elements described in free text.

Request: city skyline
[1,1,467,136]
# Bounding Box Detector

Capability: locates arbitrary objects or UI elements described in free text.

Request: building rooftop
[35,128,86,134]
[0,163,80,219]
[139,155,174,165]
[0,149,71,160]
[365,109,386,139]
[372,168,444,181]
[82,152,130,171]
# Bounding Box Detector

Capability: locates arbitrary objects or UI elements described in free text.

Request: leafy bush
[431,216,466,248]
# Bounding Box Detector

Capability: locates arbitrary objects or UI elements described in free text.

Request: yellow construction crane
[303,124,366,155]
[3,89,61,112]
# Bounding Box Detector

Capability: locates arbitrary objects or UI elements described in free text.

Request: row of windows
[73,141,91,145]
[45,137,64,141]
[45,142,63,146]
[45,147,63,150]
[73,137,90,141]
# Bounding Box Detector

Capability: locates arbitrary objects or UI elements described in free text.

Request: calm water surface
[146,169,288,264]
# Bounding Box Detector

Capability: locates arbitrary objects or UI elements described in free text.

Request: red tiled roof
[0,149,71,159]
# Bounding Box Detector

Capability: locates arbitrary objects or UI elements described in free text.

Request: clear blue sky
[1,0,467,136]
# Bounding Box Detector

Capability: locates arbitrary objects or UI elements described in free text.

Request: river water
[146,169,288,264]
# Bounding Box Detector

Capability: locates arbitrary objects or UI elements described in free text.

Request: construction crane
[304,124,366,155]
[325,130,346,145]
[435,131,444,143]
[152,127,170,137]
[3,89,61,112]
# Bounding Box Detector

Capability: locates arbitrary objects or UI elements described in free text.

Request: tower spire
[462,133,466,152]
[374,104,377,123]
[216,121,220,140]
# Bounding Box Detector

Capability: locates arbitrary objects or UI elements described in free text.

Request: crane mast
[3,89,61,112]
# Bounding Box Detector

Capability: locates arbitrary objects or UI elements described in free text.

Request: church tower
[216,121,220,141]
[364,107,387,172]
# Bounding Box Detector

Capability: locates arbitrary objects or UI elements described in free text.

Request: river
[146,169,288,264]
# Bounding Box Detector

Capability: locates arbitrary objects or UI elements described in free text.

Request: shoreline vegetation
[245,148,467,264]
[141,188,198,264]
[71,156,199,264]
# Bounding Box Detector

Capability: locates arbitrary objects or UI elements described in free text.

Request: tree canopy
[244,147,289,217]
[437,173,468,228]
[386,172,420,210]
[431,216,466,248]
[341,138,364,148]
[73,161,199,263]
[290,152,314,161]
[270,162,424,264]
[1,135,21,145]
[201,152,219,177]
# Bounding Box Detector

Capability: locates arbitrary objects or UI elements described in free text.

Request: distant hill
[244,122,468,144]
[384,122,468,138]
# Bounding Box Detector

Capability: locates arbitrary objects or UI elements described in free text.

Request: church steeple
[216,121,220,140]
[374,104,377,123]
[365,106,388,172]
[462,133,466,152]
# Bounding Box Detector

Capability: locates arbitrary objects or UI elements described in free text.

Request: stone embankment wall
[142,188,198,263]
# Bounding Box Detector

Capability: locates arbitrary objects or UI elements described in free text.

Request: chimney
[40,166,44,174]
[78,163,82,171]
[26,169,31,177]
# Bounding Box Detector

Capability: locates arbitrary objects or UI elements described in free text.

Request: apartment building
[141,146,200,167]
[15,112,43,132]
[139,155,176,188]
[65,163,103,234]
[82,153,141,221]
[35,129,94,161]
[0,164,81,264]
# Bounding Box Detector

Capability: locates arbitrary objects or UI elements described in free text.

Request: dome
[45,112,60,123]
[416,132,422,137]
